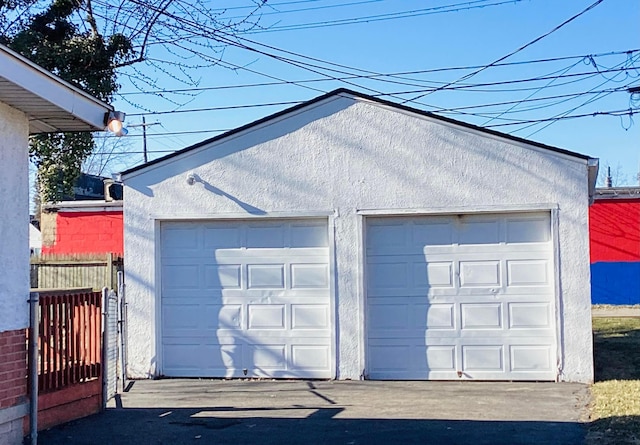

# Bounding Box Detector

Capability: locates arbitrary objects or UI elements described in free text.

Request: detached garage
[122,88,597,383]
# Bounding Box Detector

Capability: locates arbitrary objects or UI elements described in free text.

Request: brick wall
[0,329,27,409]
[42,211,123,255]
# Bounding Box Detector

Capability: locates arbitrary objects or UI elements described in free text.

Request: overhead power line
[90,107,638,149]
[116,49,640,96]
[241,0,529,33]
[486,108,637,128]
[125,68,637,117]
[402,0,605,104]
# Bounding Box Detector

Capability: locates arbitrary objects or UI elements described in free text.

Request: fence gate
[104,288,119,402]
[34,289,104,430]
[102,270,126,403]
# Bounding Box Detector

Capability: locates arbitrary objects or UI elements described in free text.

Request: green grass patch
[588,317,640,445]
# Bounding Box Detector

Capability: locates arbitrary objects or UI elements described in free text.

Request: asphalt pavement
[37,379,589,445]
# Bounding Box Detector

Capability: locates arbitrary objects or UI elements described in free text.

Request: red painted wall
[43,211,123,255]
[589,199,640,262]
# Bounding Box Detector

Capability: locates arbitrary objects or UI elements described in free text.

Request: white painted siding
[0,100,29,332]
[123,94,593,383]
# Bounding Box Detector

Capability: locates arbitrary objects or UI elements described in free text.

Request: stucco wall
[123,95,594,383]
[0,100,29,333]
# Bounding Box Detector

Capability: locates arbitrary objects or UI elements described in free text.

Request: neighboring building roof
[29,223,42,250]
[594,186,640,200]
[56,173,123,201]
[43,200,123,213]
[0,43,113,133]
[121,88,596,178]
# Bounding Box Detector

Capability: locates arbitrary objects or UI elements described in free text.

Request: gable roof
[121,88,595,177]
[0,43,113,133]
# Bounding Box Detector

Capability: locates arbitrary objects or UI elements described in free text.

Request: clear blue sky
[106,0,640,186]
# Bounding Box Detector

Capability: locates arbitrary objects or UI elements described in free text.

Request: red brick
[0,369,26,382]
[0,377,25,392]
[0,362,25,376]
[6,343,26,354]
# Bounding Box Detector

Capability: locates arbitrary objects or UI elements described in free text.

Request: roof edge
[122,88,593,177]
[0,43,114,112]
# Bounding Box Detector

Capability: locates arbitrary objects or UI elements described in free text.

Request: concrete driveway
[38,380,589,445]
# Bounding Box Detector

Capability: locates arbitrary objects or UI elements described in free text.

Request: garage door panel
[247,304,286,329]
[290,223,329,247]
[509,303,552,328]
[161,219,332,378]
[505,217,550,243]
[162,264,200,289]
[291,305,330,329]
[459,261,501,287]
[458,220,501,245]
[509,345,552,372]
[460,303,502,329]
[162,226,199,249]
[367,262,409,289]
[412,222,454,246]
[368,257,455,289]
[366,212,556,381]
[204,227,242,248]
[163,303,242,333]
[425,346,456,371]
[291,345,331,370]
[246,344,286,369]
[368,303,409,330]
[203,265,242,289]
[247,264,285,289]
[462,345,504,371]
[163,342,243,376]
[425,303,456,329]
[291,263,329,289]
[369,303,456,331]
[507,260,550,286]
[369,345,411,372]
[245,224,286,248]
[415,262,454,287]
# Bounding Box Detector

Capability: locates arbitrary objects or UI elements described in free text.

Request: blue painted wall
[591,262,640,305]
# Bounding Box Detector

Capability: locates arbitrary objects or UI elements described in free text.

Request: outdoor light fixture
[105,110,127,136]
[186,173,197,185]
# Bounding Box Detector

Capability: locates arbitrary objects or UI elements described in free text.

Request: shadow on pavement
[38,405,586,445]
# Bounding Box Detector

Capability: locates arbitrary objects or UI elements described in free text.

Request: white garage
[365,212,556,380]
[160,219,332,378]
[122,88,597,383]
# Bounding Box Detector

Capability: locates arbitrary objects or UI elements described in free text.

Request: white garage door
[366,212,557,381]
[160,219,332,378]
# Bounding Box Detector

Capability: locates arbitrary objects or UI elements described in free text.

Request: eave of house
[0,43,114,134]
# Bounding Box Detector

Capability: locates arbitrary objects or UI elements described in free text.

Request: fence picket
[35,290,102,393]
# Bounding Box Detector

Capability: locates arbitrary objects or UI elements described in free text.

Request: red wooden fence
[37,290,102,392]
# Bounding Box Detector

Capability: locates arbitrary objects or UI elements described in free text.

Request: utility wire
[125,67,637,117]
[401,0,605,104]
[241,0,528,33]
[117,49,640,96]
[486,108,637,128]
[90,107,638,148]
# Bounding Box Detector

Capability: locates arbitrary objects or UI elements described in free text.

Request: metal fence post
[101,287,108,410]
[29,291,39,445]
[117,270,127,392]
